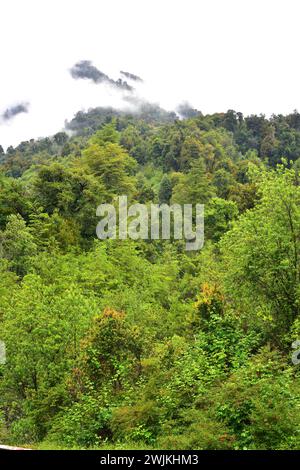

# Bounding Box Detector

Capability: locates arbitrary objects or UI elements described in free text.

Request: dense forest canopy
[0,106,300,449]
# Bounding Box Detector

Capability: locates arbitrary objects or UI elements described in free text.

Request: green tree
[0,214,37,276]
[221,166,300,340]
[89,121,120,146]
[172,158,214,204]
[0,273,98,442]
[158,175,172,204]
[205,197,238,242]
[82,142,136,196]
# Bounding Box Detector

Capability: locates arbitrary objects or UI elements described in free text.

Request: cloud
[70,60,110,84]
[120,71,143,83]
[0,59,194,150]
[1,102,29,122]
[176,102,201,119]
[70,60,133,92]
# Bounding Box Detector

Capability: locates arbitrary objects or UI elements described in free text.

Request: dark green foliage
[158,175,172,204]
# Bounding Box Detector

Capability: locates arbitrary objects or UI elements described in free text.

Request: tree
[212,169,236,199]
[53,132,68,146]
[158,175,172,204]
[0,273,98,441]
[79,308,142,390]
[0,174,31,229]
[221,166,300,340]
[260,125,279,161]
[205,197,238,242]
[0,214,37,276]
[179,136,202,170]
[82,142,136,196]
[33,163,107,242]
[172,158,215,205]
[88,121,120,145]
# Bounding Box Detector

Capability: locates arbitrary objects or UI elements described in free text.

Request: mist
[1,0,300,150]
[70,60,133,91]
[1,103,30,122]
[120,71,143,83]
[0,59,182,151]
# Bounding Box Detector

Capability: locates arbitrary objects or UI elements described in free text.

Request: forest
[1,106,300,449]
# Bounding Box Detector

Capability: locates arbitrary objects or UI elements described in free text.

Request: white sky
[0,0,300,149]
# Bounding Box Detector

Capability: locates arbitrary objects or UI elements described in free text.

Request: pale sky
[0,0,300,149]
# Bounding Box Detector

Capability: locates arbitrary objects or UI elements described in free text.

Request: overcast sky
[1,0,300,149]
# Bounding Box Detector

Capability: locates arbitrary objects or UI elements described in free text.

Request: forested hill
[2,107,300,177]
[0,106,300,449]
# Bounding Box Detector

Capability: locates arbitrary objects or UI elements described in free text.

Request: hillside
[0,106,300,449]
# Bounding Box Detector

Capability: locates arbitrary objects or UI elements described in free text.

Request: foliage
[0,112,300,449]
